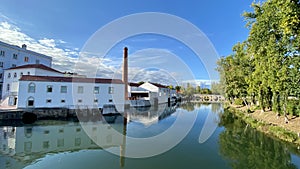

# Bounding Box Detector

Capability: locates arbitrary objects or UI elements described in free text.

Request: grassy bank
[225,104,300,146]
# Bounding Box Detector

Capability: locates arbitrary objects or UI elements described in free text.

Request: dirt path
[233,105,300,135]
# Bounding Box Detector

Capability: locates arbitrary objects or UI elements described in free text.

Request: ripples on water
[0,103,300,169]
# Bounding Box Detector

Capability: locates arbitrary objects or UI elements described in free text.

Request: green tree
[175,86,181,93]
[244,0,300,117]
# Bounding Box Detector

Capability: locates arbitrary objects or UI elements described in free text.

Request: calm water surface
[1,103,300,169]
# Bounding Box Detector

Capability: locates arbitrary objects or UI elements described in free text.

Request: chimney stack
[122,47,128,100]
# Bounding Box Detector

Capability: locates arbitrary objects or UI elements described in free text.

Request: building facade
[2,64,64,103]
[17,75,125,112]
[0,41,52,97]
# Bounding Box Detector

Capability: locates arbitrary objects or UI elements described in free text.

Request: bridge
[190,94,225,103]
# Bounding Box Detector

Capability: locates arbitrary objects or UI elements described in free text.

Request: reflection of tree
[180,102,195,111]
[219,109,298,169]
[211,103,222,114]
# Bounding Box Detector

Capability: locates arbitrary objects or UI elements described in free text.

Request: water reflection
[1,103,300,169]
[128,103,177,127]
[0,115,126,169]
[219,109,299,169]
[0,103,179,169]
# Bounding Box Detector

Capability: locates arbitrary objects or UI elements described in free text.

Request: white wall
[2,68,63,99]
[139,82,170,104]
[0,41,52,98]
[17,80,125,111]
[0,42,52,80]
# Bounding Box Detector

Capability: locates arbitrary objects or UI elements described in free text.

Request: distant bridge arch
[191,94,225,103]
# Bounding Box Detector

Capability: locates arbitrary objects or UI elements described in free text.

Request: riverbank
[226,104,300,146]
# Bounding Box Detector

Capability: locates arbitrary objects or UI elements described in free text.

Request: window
[28,83,35,93]
[94,99,98,103]
[109,99,113,103]
[91,139,96,145]
[0,73,2,79]
[61,99,65,103]
[6,84,10,92]
[59,129,64,133]
[46,99,52,103]
[13,54,18,59]
[0,50,5,56]
[20,72,23,77]
[60,86,67,93]
[78,99,82,103]
[25,127,32,138]
[108,87,114,94]
[24,56,29,62]
[43,141,49,149]
[27,72,30,75]
[57,139,64,147]
[13,72,17,78]
[47,85,53,92]
[75,138,81,146]
[94,86,100,94]
[77,86,84,93]
[24,142,32,153]
[27,97,34,107]
[0,62,4,68]
[8,73,11,78]
[44,130,50,134]
[12,64,16,68]
[76,128,81,132]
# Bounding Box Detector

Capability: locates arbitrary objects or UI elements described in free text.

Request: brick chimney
[122,47,128,100]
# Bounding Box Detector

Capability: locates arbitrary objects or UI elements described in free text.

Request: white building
[128,82,177,106]
[0,41,52,97]
[15,75,125,111]
[2,64,64,103]
[0,63,125,111]
[139,82,171,104]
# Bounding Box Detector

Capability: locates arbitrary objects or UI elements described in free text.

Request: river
[0,103,300,169]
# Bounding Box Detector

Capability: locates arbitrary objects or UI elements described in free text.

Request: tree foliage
[217,0,300,116]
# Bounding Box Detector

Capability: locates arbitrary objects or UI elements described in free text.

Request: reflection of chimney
[122,47,128,100]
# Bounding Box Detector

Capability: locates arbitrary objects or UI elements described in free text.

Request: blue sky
[0,0,253,85]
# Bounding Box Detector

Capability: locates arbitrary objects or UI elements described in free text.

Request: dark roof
[19,75,124,84]
[7,64,62,74]
[149,82,168,88]
[129,82,140,87]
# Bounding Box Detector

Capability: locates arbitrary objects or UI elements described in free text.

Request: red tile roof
[7,64,62,74]
[19,75,124,84]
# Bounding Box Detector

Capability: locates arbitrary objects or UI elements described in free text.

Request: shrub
[234,98,244,106]
[287,99,300,116]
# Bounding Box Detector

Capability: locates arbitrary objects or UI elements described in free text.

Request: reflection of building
[0,115,126,169]
[128,103,177,127]
[0,41,52,99]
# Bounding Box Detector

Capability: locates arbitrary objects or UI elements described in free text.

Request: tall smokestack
[122,47,128,100]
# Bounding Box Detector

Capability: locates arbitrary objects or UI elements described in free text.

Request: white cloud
[38,38,56,48]
[0,21,78,73]
[0,20,197,85]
